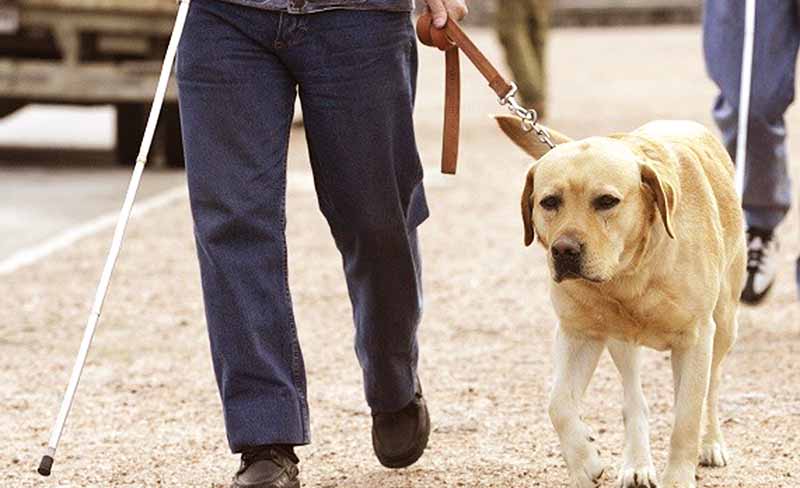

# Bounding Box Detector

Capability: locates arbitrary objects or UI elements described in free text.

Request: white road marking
[0,168,447,275]
[0,185,187,275]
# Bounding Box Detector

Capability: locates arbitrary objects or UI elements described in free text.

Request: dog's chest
[556,285,700,350]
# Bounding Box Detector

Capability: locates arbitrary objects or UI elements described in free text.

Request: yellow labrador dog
[496,116,746,488]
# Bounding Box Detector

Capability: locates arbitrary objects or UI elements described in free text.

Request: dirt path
[3,27,799,487]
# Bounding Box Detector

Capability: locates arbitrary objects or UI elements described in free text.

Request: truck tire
[115,102,184,168]
[162,102,185,168]
[116,102,184,168]
[0,99,25,118]
[116,102,147,165]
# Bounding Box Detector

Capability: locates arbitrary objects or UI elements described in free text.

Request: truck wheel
[0,100,25,118]
[115,103,147,165]
[116,102,184,168]
[162,103,185,168]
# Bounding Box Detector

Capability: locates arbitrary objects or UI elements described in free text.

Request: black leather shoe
[371,386,430,469]
[231,445,300,488]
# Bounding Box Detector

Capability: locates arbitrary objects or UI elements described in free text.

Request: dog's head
[496,115,678,284]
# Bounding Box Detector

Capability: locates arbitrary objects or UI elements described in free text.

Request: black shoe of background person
[741,227,778,305]
[371,384,431,469]
[795,255,800,300]
[231,445,300,488]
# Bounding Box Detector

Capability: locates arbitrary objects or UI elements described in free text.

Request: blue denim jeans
[703,0,798,230]
[176,0,428,452]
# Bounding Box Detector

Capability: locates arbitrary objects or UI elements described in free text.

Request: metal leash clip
[498,82,556,149]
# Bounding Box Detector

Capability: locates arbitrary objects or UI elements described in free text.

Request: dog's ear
[495,115,572,160]
[521,163,537,246]
[612,133,679,239]
[639,154,679,240]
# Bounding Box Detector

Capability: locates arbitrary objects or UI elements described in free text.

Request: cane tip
[38,455,53,476]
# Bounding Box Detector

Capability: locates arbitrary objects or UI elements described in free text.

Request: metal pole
[37,0,191,476]
[734,0,756,196]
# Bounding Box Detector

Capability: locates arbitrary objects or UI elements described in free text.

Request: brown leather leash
[416,13,555,174]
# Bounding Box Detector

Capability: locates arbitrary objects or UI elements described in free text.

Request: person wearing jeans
[176,0,466,486]
[703,0,800,304]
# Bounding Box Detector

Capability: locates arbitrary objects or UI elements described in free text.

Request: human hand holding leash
[423,0,468,28]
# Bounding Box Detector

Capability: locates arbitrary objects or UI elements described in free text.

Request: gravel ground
[3,26,799,487]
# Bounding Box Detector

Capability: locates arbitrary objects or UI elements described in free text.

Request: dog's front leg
[549,326,608,488]
[607,339,657,488]
[662,320,715,488]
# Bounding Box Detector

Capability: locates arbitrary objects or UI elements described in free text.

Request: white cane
[734,0,756,196]
[37,0,191,476]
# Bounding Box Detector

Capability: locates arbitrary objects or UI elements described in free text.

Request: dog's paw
[572,466,606,488]
[660,481,695,488]
[568,448,608,488]
[618,464,658,488]
[661,466,696,488]
[699,441,728,467]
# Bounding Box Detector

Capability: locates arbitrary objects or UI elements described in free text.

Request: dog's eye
[540,195,561,210]
[594,194,620,210]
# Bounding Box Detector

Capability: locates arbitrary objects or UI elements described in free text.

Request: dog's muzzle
[551,236,583,282]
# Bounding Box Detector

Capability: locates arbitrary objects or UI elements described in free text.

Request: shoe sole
[795,257,800,300]
[232,479,299,488]
[375,407,431,469]
[741,280,773,305]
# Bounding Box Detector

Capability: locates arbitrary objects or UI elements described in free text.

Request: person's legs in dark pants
[279,10,430,467]
[177,0,309,455]
[281,9,428,416]
[703,0,800,302]
[178,1,430,482]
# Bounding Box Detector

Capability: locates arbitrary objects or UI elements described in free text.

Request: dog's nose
[551,236,582,259]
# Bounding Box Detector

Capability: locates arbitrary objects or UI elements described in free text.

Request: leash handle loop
[416,14,454,51]
[417,13,513,98]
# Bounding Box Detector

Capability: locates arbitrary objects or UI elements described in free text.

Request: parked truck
[0,0,183,166]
